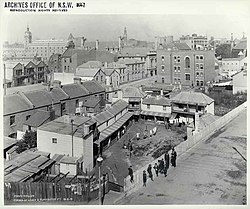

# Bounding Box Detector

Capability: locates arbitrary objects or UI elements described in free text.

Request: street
[117,109,247,205]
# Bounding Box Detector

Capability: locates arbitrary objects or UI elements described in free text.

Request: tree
[16,131,37,154]
[215,44,232,58]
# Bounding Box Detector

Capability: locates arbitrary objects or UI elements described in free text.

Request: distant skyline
[2,14,248,43]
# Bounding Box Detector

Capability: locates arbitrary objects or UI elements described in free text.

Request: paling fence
[4,175,117,203]
[124,102,247,193]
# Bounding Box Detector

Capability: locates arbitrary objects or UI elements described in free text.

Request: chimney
[104,62,108,68]
[49,106,56,121]
[154,36,158,50]
[53,80,61,88]
[117,88,123,99]
[95,40,99,50]
[83,124,89,136]
[118,36,121,51]
[74,77,82,84]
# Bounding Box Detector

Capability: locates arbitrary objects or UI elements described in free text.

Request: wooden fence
[4,181,99,203]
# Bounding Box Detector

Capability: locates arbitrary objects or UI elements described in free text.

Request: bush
[16,131,37,154]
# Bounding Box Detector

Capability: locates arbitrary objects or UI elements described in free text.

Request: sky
[1,0,249,43]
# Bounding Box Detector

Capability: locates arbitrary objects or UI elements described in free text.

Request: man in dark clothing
[153,163,159,177]
[129,143,133,158]
[165,151,170,169]
[159,159,164,174]
[163,163,168,177]
[128,166,134,183]
[171,147,177,167]
[143,170,147,187]
[147,164,153,181]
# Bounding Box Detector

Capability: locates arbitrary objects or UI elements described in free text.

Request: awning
[170,113,177,120]
[96,112,134,143]
[140,110,171,118]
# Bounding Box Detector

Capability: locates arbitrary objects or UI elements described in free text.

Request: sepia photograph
[0,0,249,207]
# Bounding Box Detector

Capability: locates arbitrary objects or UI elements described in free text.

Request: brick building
[157,47,216,87]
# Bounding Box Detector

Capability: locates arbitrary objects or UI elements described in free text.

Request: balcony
[172,107,204,115]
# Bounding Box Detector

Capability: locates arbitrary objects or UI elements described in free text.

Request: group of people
[143,147,177,187]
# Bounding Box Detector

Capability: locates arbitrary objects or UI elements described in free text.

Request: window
[52,138,57,144]
[178,66,180,72]
[163,106,166,111]
[161,65,165,71]
[147,104,150,109]
[26,115,31,120]
[196,64,199,69]
[185,57,190,68]
[200,72,204,77]
[10,116,15,126]
[106,121,109,126]
[200,81,204,86]
[64,66,66,71]
[200,64,204,69]
[101,75,103,82]
[200,56,203,60]
[67,66,69,72]
[162,77,165,83]
[185,74,190,80]
[196,56,199,60]
[96,76,99,81]
[161,55,165,62]
[64,59,66,63]
[196,72,199,77]
[70,58,72,63]
[75,99,79,108]
[196,80,200,86]
[177,56,180,63]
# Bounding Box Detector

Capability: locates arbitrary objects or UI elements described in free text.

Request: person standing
[163,163,168,177]
[171,147,177,167]
[153,163,159,177]
[143,170,147,187]
[165,151,170,170]
[128,166,134,183]
[129,143,133,158]
[147,164,153,181]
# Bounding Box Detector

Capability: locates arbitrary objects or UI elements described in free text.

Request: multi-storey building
[221,55,247,77]
[116,58,146,81]
[157,48,216,87]
[118,47,157,77]
[12,60,48,86]
[179,34,208,50]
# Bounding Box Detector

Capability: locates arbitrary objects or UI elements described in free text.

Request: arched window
[162,77,165,83]
[185,57,190,68]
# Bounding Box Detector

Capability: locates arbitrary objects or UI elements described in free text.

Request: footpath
[114,109,247,205]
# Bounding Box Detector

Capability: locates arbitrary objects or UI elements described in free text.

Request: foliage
[215,44,232,58]
[66,40,75,49]
[205,90,247,116]
[16,131,37,154]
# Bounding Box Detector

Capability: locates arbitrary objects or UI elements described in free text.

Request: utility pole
[71,119,74,157]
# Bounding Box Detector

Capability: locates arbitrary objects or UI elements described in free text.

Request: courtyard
[93,119,186,185]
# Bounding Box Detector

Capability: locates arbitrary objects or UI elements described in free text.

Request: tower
[123,27,127,42]
[24,25,32,48]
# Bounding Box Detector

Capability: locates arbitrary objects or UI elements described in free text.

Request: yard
[94,119,186,185]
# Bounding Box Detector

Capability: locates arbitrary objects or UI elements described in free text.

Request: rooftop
[103,68,117,76]
[83,97,101,108]
[39,115,96,137]
[6,83,47,95]
[4,151,55,182]
[3,93,33,115]
[107,62,126,69]
[119,47,150,56]
[62,83,89,98]
[23,89,53,108]
[116,58,145,65]
[233,40,247,50]
[81,80,105,94]
[23,110,54,127]
[77,61,103,68]
[114,86,146,98]
[4,137,18,150]
[171,91,214,106]
[143,96,171,106]
[75,68,102,77]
